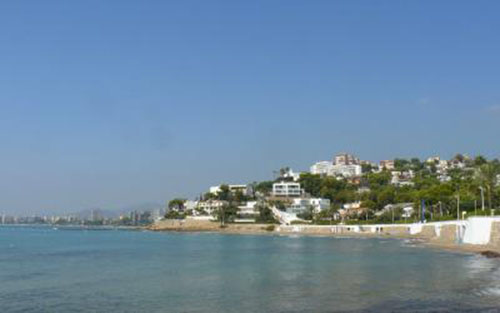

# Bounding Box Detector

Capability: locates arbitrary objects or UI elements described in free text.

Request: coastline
[148,218,500,256]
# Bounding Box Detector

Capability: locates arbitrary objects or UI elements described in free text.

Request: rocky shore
[147,218,276,234]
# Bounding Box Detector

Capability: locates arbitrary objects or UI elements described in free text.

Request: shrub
[264,225,275,232]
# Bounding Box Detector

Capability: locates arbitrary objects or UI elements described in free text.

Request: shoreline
[148,219,500,256]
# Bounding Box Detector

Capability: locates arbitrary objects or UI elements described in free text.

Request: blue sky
[1,1,499,214]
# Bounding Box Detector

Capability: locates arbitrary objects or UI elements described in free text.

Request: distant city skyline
[1,1,499,214]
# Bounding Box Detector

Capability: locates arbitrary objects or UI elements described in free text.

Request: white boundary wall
[462,217,500,245]
[277,217,500,246]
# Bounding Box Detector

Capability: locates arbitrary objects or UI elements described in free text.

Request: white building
[184,200,198,211]
[196,200,227,215]
[379,160,395,170]
[391,170,415,187]
[449,159,466,169]
[308,198,331,213]
[281,168,301,181]
[375,203,414,218]
[209,184,251,196]
[436,160,449,174]
[311,161,361,178]
[343,201,361,211]
[310,161,334,175]
[334,153,360,166]
[329,164,362,178]
[286,198,330,214]
[426,156,441,163]
[237,201,259,216]
[438,174,452,183]
[272,181,302,197]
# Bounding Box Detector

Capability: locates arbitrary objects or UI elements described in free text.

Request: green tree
[366,171,391,188]
[255,181,274,195]
[410,158,423,171]
[256,204,277,223]
[476,163,499,209]
[165,210,185,219]
[319,176,348,202]
[233,190,247,203]
[333,189,356,205]
[216,204,238,226]
[377,186,396,208]
[474,155,487,167]
[394,158,410,171]
[299,173,323,197]
[361,163,374,173]
[168,198,186,211]
[216,185,231,201]
[297,206,314,220]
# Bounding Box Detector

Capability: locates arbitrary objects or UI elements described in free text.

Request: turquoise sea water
[1,226,500,313]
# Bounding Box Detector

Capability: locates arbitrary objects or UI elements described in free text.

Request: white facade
[308,198,331,213]
[311,161,361,177]
[379,160,395,170]
[438,174,452,183]
[184,200,198,211]
[272,181,302,197]
[281,168,301,181]
[328,164,362,177]
[237,201,259,216]
[449,160,466,169]
[209,184,251,196]
[310,161,333,175]
[343,201,362,211]
[286,198,330,214]
[391,170,415,186]
[436,160,449,174]
[196,200,227,215]
[426,156,441,163]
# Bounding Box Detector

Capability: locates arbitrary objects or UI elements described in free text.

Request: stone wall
[149,218,500,252]
[488,221,500,247]
[382,226,409,236]
[149,218,220,231]
[418,225,437,239]
[429,224,458,244]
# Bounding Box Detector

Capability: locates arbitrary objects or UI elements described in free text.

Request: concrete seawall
[276,217,500,252]
[149,217,500,253]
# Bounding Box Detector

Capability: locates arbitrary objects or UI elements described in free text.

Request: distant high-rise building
[334,153,360,166]
[89,209,103,222]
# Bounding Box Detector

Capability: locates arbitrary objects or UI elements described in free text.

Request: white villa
[209,184,251,196]
[272,181,302,197]
[237,201,259,216]
[196,200,227,215]
[310,153,362,178]
[286,198,330,214]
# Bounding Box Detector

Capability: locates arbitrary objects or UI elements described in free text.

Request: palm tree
[476,163,499,210]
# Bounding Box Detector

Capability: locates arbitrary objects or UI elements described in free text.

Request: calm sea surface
[1,226,500,313]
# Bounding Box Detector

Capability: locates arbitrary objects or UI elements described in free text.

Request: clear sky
[1,1,499,214]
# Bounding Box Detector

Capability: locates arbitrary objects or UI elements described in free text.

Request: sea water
[1,226,500,312]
